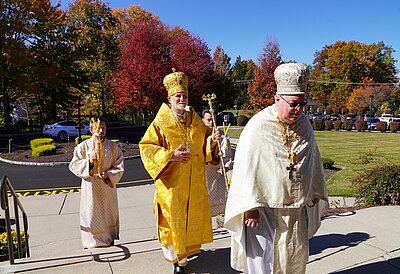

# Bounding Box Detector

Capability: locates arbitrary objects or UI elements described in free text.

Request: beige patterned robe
[69,138,124,248]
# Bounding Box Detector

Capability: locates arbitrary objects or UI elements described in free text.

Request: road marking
[10,179,154,197]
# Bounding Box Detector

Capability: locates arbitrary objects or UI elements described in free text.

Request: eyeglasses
[279,95,307,108]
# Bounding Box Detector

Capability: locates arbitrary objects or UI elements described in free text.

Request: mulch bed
[1,142,139,163]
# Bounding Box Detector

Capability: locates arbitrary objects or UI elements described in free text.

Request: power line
[235,79,400,88]
[309,79,400,87]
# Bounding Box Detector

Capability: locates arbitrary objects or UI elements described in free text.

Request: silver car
[42,120,90,141]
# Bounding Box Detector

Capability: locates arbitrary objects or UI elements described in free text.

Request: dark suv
[216,112,237,126]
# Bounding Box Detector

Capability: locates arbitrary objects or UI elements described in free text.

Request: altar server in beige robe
[224,63,328,274]
[139,70,220,274]
[69,117,124,248]
[202,109,234,217]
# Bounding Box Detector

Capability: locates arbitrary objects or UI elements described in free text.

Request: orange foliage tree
[247,38,282,111]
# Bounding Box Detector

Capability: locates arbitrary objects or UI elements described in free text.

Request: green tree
[67,0,120,117]
[232,56,255,109]
[0,0,32,127]
[212,45,238,112]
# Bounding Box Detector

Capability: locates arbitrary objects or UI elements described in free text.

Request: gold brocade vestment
[139,103,218,261]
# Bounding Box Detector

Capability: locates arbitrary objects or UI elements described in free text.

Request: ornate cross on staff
[202,93,229,191]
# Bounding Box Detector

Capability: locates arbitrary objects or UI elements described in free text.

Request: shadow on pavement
[333,256,400,273]
[186,247,241,274]
[309,232,370,256]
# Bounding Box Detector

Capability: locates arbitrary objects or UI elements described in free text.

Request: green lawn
[228,127,400,197]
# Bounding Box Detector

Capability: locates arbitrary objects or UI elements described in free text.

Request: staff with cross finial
[202,93,229,191]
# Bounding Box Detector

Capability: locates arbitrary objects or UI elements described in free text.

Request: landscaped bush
[0,230,28,259]
[343,120,353,131]
[313,119,324,130]
[355,120,367,131]
[30,138,54,149]
[32,144,57,157]
[353,164,400,206]
[324,120,333,130]
[376,121,387,132]
[322,158,335,169]
[237,115,250,126]
[333,120,341,131]
[389,122,400,133]
[75,135,91,144]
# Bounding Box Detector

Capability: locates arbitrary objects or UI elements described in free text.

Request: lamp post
[131,91,138,125]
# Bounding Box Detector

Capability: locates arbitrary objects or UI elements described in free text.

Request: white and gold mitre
[274,63,309,95]
[163,69,188,97]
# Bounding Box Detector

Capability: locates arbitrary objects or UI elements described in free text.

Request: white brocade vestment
[69,138,124,248]
[224,105,328,273]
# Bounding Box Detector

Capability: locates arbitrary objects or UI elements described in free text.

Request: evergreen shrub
[353,164,400,206]
[389,122,400,133]
[376,121,387,132]
[343,120,353,131]
[32,144,57,157]
[30,138,54,149]
[324,120,333,130]
[75,135,91,144]
[237,115,250,126]
[333,120,341,131]
[322,158,334,169]
[313,119,324,130]
[355,120,367,131]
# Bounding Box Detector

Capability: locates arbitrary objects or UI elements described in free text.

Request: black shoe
[174,263,185,274]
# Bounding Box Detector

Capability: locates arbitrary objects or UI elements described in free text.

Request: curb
[0,154,141,166]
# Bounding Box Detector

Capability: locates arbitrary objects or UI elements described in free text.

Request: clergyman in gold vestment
[139,70,220,273]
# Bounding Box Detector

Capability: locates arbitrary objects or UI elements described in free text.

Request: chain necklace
[172,109,191,152]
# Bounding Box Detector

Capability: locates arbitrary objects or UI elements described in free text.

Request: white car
[42,120,90,141]
[379,114,393,123]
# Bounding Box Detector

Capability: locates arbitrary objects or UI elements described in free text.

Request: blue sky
[56,0,400,74]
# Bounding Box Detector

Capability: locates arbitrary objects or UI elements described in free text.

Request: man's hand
[172,144,192,163]
[89,151,98,164]
[212,128,221,143]
[244,209,259,228]
[94,171,113,188]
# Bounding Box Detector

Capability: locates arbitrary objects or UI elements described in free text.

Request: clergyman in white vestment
[69,118,124,248]
[224,63,328,274]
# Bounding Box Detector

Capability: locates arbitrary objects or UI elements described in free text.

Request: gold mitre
[274,63,309,95]
[163,69,188,96]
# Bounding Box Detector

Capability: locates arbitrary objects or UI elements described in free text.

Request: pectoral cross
[286,163,296,180]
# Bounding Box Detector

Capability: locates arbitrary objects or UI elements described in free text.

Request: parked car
[363,114,374,121]
[345,114,357,123]
[312,112,324,121]
[216,111,237,126]
[42,120,90,141]
[379,114,393,123]
[367,118,380,130]
[329,114,341,121]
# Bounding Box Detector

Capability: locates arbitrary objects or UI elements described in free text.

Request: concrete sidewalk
[0,184,399,273]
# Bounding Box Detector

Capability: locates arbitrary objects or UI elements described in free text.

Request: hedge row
[30,138,54,149]
[312,120,400,133]
[32,144,57,157]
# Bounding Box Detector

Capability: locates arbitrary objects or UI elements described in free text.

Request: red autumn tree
[169,27,214,111]
[112,18,172,114]
[247,38,282,110]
